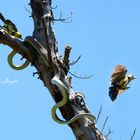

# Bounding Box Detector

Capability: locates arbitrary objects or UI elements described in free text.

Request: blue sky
[0,0,140,139]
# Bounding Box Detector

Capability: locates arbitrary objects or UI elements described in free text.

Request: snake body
[8,36,49,70]
[51,71,95,124]
[7,36,95,125]
[8,50,30,70]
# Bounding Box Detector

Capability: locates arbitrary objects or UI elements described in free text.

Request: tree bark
[0,0,105,140]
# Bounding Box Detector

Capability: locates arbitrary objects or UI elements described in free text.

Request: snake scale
[8,36,95,125]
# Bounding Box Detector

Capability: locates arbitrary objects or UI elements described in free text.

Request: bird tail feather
[108,85,119,101]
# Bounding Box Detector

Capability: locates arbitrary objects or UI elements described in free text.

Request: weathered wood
[0,0,106,139]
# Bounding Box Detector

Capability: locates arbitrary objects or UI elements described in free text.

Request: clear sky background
[0,0,140,140]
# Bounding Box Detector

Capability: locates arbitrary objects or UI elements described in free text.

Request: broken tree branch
[63,45,72,71]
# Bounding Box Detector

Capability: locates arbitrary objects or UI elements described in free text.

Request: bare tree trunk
[0,0,105,140]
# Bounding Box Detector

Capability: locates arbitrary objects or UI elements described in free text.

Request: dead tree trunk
[0,0,105,139]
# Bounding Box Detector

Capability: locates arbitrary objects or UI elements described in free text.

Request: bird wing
[109,86,125,101]
[6,19,18,32]
[111,65,127,83]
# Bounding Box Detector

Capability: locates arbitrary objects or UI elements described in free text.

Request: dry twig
[53,12,73,23]
[130,128,136,140]
[101,116,109,133]
[104,128,113,140]
[96,105,103,124]
[69,55,81,66]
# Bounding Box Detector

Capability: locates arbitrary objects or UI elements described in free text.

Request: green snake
[51,69,95,124]
[8,50,30,70]
[7,36,95,125]
[8,36,49,70]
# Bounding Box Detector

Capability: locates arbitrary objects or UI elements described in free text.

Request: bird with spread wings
[109,65,135,101]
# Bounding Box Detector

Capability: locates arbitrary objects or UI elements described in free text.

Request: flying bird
[0,13,22,39]
[109,65,135,101]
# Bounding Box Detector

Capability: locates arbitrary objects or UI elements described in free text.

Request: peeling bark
[0,0,106,140]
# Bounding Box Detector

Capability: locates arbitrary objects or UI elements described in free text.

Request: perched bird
[109,65,135,101]
[0,13,22,39]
